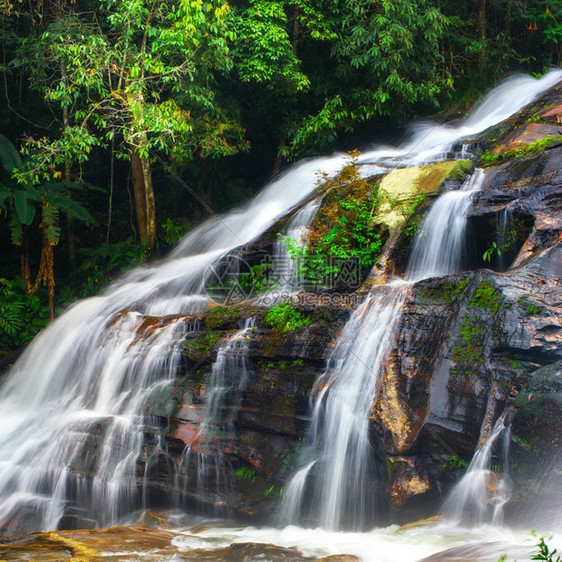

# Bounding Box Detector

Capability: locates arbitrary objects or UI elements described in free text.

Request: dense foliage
[0,0,557,354]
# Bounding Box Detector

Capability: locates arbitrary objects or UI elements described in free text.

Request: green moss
[468,279,503,313]
[481,150,500,167]
[512,135,560,157]
[264,303,311,333]
[518,295,545,316]
[204,306,241,330]
[451,316,486,366]
[183,332,221,361]
[376,160,473,232]
[481,135,560,167]
[420,276,470,304]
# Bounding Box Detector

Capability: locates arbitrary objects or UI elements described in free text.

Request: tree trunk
[477,0,487,74]
[62,105,76,269]
[130,147,156,253]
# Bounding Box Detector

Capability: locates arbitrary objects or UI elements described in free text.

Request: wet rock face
[108,87,562,523]
[0,526,329,561]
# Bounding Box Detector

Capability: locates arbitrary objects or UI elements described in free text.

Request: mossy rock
[183,331,222,362]
[515,360,562,413]
[204,305,242,330]
[375,160,474,232]
[418,276,471,305]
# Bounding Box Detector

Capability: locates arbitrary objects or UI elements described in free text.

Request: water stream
[278,167,485,529]
[278,283,409,530]
[0,70,561,557]
[441,411,512,525]
[406,168,484,280]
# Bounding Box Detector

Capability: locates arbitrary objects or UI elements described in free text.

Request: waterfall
[441,411,512,525]
[177,317,256,518]
[0,157,346,535]
[278,285,408,530]
[200,317,256,435]
[496,207,510,271]
[0,69,560,535]
[0,308,190,532]
[356,70,562,168]
[406,169,484,281]
[260,198,321,304]
[279,165,487,529]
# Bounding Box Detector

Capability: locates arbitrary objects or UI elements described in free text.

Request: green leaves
[527,1,562,66]
[264,303,311,333]
[229,0,310,92]
[14,189,36,225]
[0,134,97,247]
[284,0,450,156]
[0,277,50,350]
[0,133,23,175]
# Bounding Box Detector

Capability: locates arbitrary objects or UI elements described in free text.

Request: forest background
[0,0,559,356]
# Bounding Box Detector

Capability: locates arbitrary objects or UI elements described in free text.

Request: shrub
[264,303,311,333]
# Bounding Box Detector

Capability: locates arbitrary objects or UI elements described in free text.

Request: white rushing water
[441,411,512,525]
[273,198,321,294]
[0,69,560,548]
[406,168,485,280]
[278,284,409,530]
[200,317,256,435]
[170,522,546,562]
[278,164,485,529]
[0,156,347,534]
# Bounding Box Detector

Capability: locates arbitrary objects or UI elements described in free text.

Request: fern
[0,279,24,337]
[0,278,50,350]
[41,202,61,244]
[9,212,23,245]
[0,304,23,336]
[48,190,97,224]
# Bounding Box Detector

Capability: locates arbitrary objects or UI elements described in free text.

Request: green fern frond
[42,203,61,244]
[0,303,24,336]
[48,191,97,225]
[9,212,23,245]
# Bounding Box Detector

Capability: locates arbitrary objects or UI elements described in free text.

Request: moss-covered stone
[419,276,470,305]
[468,279,503,313]
[514,360,562,412]
[375,160,474,232]
[204,305,242,330]
[183,331,222,362]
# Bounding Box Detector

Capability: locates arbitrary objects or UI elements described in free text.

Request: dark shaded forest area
[0,0,559,353]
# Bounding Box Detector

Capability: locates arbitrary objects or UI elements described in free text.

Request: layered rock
[103,85,562,524]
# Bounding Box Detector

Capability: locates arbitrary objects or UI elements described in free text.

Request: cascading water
[273,199,321,295]
[406,169,484,280]
[278,285,408,530]
[0,69,560,543]
[275,69,561,530]
[0,308,190,531]
[278,170,484,530]
[200,317,256,435]
[441,411,512,525]
[176,318,256,517]
[0,157,347,535]
[496,207,511,271]
[258,198,321,305]
[356,70,562,170]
